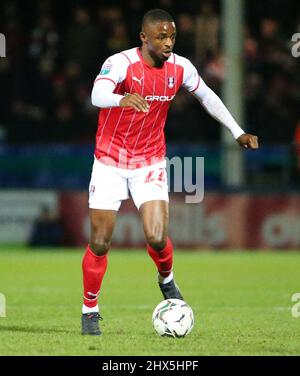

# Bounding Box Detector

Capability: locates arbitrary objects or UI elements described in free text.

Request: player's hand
[236,134,259,150]
[120,93,150,112]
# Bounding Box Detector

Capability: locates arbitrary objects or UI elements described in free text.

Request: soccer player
[81,9,259,335]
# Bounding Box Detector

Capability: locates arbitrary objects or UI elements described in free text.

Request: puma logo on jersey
[145,95,175,102]
[133,76,143,85]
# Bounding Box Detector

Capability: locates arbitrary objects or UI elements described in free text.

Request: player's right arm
[91,54,149,112]
[119,93,149,113]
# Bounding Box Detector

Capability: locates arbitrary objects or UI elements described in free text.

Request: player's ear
[140,31,147,44]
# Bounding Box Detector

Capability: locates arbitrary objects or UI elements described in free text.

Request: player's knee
[90,238,111,256]
[147,234,167,251]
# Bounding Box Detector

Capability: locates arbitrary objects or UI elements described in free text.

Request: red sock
[82,245,108,308]
[147,237,173,278]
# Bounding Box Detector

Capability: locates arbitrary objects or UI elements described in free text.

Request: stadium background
[0,0,300,249]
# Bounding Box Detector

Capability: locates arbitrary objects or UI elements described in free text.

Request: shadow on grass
[0,325,75,334]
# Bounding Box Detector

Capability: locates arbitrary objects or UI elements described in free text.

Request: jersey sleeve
[191,78,245,139]
[93,53,128,87]
[181,57,201,93]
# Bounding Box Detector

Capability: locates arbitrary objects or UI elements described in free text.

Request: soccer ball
[152,299,194,338]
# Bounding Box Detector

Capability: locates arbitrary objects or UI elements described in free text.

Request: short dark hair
[142,9,174,29]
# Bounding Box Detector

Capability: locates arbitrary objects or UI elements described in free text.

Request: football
[152,299,194,338]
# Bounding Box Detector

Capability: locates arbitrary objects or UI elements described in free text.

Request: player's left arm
[181,58,259,150]
[235,133,259,149]
[192,80,259,149]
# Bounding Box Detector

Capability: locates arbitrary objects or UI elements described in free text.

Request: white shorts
[88,159,169,211]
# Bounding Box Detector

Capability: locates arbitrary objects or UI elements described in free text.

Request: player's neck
[140,46,164,68]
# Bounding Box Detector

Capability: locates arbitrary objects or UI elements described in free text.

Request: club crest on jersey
[167,76,175,89]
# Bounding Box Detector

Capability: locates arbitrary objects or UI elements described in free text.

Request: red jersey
[93,47,200,169]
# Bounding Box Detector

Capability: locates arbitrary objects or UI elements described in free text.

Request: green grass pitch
[0,246,299,355]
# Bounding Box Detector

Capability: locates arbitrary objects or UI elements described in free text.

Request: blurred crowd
[0,0,299,145]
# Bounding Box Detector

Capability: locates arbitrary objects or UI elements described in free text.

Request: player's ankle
[82,304,99,314]
[158,271,173,284]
